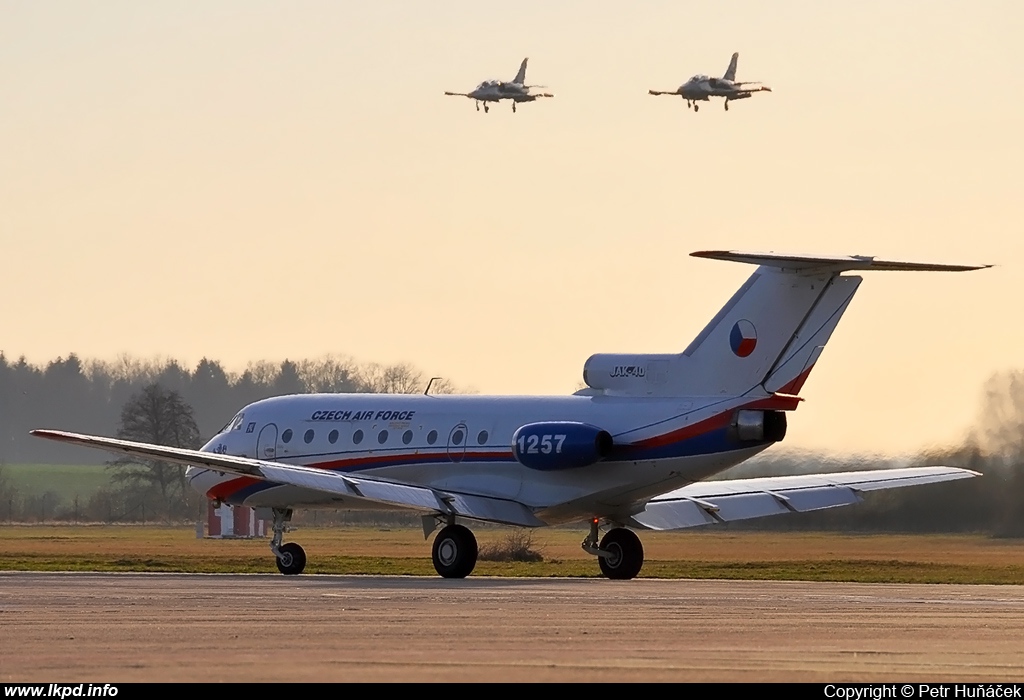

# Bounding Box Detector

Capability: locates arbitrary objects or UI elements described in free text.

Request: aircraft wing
[628,467,980,530]
[29,429,544,528]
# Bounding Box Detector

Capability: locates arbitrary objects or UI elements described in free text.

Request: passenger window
[304,429,314,444]
[281,429,293,444]
[452,429,464,445]
[402,430,413,445]
[353,430,364,445]
[427,430,438,445]
[378,430,389,444]
[477,430,488,445]
[328,430,339,444]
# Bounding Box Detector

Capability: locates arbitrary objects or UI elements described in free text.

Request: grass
[2,463,111,500]
[1,525,1023,583]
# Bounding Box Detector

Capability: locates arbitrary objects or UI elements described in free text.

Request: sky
[2,1,1021,456]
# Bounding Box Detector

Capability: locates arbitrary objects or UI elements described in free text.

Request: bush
[477,528,544,562]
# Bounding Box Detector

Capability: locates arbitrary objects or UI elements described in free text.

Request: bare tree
[357,362,425,394]
[109,382,202,519]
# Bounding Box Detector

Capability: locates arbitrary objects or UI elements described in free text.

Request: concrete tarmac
[2,573,1023,682]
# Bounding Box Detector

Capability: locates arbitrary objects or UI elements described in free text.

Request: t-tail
[512,57,528,85]
[581,251,989,399]
[723,52,739,81]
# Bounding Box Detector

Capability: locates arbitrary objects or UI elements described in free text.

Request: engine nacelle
[512,422,614,471]
[582,353,677,393]
[731,409,787,443]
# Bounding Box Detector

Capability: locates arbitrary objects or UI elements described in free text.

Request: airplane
[31,250,989,580]
[649,52,771,112]
[444,57,554,113]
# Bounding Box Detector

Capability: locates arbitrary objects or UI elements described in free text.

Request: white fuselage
[187,391,787,526]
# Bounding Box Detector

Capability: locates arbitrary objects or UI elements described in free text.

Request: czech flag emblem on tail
[730,320,757,357]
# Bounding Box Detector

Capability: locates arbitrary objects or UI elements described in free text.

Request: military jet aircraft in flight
[444,57,554,113]
[649,52,771,112]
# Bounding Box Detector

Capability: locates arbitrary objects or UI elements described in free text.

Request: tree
[109,382,202,519]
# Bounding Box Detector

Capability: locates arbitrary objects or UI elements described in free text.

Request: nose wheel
[269,507,307,575]
[275,542,306,575]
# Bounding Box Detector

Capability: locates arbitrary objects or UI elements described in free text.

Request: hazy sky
[2,1,1021,456]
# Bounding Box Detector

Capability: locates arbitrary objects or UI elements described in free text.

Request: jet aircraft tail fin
[723,52,739,81]
[513,57,528,85]
[678,251,988,397]
[582,251,987,399]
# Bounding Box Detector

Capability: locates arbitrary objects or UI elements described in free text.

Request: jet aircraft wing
[29,429,543,528]
[628,467,980,530]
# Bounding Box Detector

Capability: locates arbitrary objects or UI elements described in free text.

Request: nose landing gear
[270,508,306,575]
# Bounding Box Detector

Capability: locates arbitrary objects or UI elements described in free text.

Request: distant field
[2,525,1023,583]
[2,464,111,500]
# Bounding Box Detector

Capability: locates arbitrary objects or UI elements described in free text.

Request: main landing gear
[270,507,306,575]
[582,519,645,580]
[512,102,517,113]
[724,99,730,111]
[431,523,479,578]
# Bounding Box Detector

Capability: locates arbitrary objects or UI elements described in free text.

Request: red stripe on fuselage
[205,396,803,501]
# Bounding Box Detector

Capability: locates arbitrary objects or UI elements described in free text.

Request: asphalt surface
[2,573,1023,682]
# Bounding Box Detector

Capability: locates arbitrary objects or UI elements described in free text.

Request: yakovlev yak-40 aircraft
[32,251,989,580]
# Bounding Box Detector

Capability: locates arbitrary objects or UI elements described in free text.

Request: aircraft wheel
[598,528,644,580]
[432,524,478,579]
[276,542,306,575]
[725,101,729,111]
[694,103,699,112]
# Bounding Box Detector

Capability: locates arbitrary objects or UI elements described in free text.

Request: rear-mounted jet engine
[512,422,614,470]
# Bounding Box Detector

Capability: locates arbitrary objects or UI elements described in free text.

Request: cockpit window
[219,413,245,434]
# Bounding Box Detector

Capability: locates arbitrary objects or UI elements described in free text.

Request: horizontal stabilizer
[691,250,991,273]
[30,429,543,528]
[630,466,979,531]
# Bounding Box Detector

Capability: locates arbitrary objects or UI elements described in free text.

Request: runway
[2,573,1023,682]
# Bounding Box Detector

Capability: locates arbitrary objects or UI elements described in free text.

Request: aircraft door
[257,424,278,460]
[446,423,468,463]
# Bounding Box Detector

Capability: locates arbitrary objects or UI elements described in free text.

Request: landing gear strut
[724,100,730,111]
[483,103,490,113]
[270,508,306,575]
[512,102,517,113]
[431,523,478,578]
[581,519,644,580]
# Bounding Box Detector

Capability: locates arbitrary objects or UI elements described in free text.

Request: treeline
[1,352,1022,536]
[0,351,460,465]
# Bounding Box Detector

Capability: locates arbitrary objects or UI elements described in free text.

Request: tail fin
[723,52,739,81]
[513,57,528,85]
[582,251,987,398]
[679,251,987,396]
